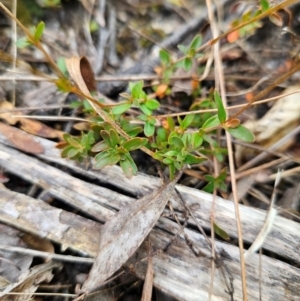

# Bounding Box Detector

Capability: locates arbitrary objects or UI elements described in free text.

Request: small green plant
[228,0,284,42]
[1,2,257,181]
[16,21,45,48]
[58,82,254,179]
[159,34,203,83]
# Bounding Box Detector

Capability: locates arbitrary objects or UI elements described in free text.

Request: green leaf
[183,58,192,71]
[184,154,205,165]
[34,21,45,41]
[176,150,186,161]
[56,57,68,77]
[87,131,95,145]
[144,121,155,137]
[140,104,153,116]
[168,131,179,141]
[130,81,144,99]
[177,44,188,54]
[215,151,224,162]
[81,131,94,148]
[109,129,120,147]
[203,181,214,193]
[69,101,82,109]
[120,154,138,178]
[226,125,255,142]
[163,158,173,164]
[214,91,226,123]
[204,174,215,182]
[91,140,109,152]
[55,78,72,93]
[120,121,143,137]
[174,161,182,170]
[145,99,160,110]
[40,0,61,7]
[157,128,168,143]
[260,0,270,11]
[137,114,148,122]
[107,154,120,166]
[187,48,196,58]
[100,130,112,147]
[181,114,194,130]
[153,151,164,161]
[167,116,175,131]
[159,49,171,65]
[218,167,227,181]
[68,147,80,158]
[202,134,215,145]
[123,138,148,151]
[162,67,173,81]
[94,150,118,169]
[191,132,203,148]
[169,136,184,150]
[202,115,220,129]
[189,34,202,49]
[213,222,230,240]
[174,60,184,68]
[16,37,31,48]
[148,117,157,125]
[83,99,94,112]
[112,103,131,115]
[163,150,178,157]
[67,137,81,148]
[63,133,71,141]
[181,133,191,147]
[61,146,74,158]
[168,163,176,180]
[101,122,114,132]
[81,134,89,147]
[217,180,227,192]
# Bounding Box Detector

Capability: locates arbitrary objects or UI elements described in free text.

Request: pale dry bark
[0,132,300,300]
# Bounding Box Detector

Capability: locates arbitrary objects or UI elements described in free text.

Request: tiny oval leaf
[159,49,171,65]
[123,138,148,151]
[34,21,45,41]
[144,122,155,137]
[183,58,192,71]
[214,90,226,123]
[202,115,220,129]
[214,222,230,241]
[226,125,255,142]
[112,103,131,115]
[189,34,202,49]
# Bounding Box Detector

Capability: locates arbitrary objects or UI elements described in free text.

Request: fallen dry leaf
[81,180,176,293]
[19,118,64,140]
[0,100,65,140]
[0,122,44,154]
[66,56,96,96]
[79,56,97,92]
